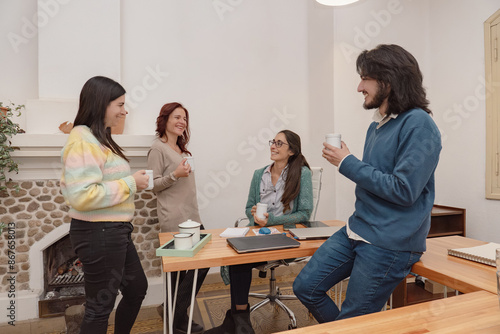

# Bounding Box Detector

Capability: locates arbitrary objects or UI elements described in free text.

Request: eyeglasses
[269,139,289,148]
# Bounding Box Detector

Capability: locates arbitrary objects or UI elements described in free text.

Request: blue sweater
[339,108,441,252]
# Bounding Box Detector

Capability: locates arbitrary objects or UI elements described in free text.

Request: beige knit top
[147,137,202,232]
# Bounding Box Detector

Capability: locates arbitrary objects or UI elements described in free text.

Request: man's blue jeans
[293,227,422,323]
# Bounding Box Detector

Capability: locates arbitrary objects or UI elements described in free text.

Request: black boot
[175,314,204,334]
[205,309,235,334]
[232,304,255,334]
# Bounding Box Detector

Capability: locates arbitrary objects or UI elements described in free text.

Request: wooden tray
[156,233,212,257]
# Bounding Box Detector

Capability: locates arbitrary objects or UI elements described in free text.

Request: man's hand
[322,141,351,167]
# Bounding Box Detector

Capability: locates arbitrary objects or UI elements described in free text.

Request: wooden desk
[158,220,346,272]
[412,236,497,294]
[281,290,500,334]
[392,236,497,308]
[158,220,345,333]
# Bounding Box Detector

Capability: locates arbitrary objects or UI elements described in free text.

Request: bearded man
[293,44,442,322]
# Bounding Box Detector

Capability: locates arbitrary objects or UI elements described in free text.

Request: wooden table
[158,220,345,272]
[392,235,498,308]
[158,220,345,333]
[280,290,500,333]
[412,236,497,294]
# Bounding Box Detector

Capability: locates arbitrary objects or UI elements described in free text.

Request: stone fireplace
[39,232,84,318]
[0,134,163,322]
[0,1,168,323]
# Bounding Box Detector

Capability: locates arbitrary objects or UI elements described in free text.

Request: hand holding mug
[132,170,149,191]
[253,212,268,227]
[184,156,195,172]
[144,170,154,190]
[173,158,191,178]
[322,141,351,167]
[250,205,257,216]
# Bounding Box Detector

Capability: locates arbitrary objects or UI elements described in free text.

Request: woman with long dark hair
[207,130,313,334]
[147,102,208,333]
[61,76,149,333]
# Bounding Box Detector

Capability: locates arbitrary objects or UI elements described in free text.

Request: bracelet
[169,171,178,181]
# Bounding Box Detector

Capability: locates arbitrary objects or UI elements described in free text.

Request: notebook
[288,226,342,240]
[226,234,300,254]
[220,227,249,238]
[447,242,500,267]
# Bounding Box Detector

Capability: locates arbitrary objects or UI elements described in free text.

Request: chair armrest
[235,217,249,227]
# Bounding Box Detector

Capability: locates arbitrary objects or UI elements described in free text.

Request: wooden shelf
[431,206,464,216]
[428,204,466,238]
[427,231,465,238]
[405,282,456,305]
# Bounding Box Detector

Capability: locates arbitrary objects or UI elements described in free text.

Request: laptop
[227,234,301,254]
[300,221,330,228]
[288,226,342,240]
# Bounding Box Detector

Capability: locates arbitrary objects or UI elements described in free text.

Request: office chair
[234,167,323,330]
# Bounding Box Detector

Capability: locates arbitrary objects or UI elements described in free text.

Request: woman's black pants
[70,219,148,334]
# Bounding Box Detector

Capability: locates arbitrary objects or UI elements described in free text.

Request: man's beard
[363,85,389,110]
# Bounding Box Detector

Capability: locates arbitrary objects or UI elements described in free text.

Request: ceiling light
[316,0,359,6]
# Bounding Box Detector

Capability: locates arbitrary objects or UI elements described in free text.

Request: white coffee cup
[325,133,342,149]
[174,233,193,250]
[256,203,268,220]
[185,156,195,171]
[145,170,154,190]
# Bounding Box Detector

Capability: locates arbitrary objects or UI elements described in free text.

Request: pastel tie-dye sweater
[60,125,137,222]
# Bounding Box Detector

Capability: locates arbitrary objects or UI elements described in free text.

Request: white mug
[185,156,195,171]
[145,170,154,190]
[174,233,193,250]
[325,133,342,149]
[256,203,268,220]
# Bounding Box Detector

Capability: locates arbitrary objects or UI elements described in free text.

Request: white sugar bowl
[178,219,201,244]
[174,233,194,250]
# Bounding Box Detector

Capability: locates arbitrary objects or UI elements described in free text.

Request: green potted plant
[0,102,24,192]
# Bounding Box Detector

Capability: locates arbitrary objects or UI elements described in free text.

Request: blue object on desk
[259,227,271,234]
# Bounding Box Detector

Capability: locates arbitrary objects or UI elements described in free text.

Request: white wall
[120,0,311,226]
[306,1,337,222]
[38,0,121,99]
[330,0,500,242]
[428,0,500,241]
[1,0,499,240]
[0,0,39,128]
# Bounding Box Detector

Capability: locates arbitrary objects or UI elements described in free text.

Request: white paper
[220,227,250,238]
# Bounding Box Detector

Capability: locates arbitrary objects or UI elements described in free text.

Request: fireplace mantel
[9,134,155,180]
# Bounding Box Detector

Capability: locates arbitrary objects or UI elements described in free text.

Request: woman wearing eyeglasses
[206,130,313,334]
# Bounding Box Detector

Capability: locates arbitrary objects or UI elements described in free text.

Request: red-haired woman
[147,102,208,334]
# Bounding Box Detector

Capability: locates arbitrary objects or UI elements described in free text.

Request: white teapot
[178,219,201,244]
